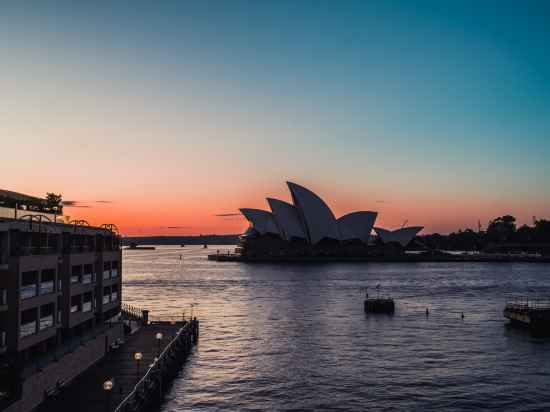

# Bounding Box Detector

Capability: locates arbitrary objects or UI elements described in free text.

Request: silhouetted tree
[487,215,516,242]
[534,219,550,242]
[45,193,63,214]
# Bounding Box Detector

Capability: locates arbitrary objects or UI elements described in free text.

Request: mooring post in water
[426,308,429,317]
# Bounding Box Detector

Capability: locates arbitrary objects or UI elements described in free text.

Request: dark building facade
[0,217,121,409]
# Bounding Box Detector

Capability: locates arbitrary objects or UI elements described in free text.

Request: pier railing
[114,319,198,412]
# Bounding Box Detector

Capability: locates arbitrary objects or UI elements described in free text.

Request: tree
[487,215,516,242]
[45,193,63,214]
[533,219,550,243]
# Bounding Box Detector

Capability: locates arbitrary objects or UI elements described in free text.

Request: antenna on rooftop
[401,220,408,229]
[478,220,482,233]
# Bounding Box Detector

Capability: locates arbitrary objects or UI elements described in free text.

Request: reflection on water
[123,246,550,411]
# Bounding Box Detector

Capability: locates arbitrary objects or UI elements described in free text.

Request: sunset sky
[1,1,549,236]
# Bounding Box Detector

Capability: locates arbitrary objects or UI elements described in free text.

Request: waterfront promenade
[37,319,199,412]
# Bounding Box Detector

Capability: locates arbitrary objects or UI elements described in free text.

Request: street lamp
[156,332,163,356]
[103,379,114,412]
[134,352,143,380]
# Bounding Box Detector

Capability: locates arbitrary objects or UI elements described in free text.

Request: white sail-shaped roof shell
[337,211,378,243]
[239,208,281,236]
[374,226,423,247]
[267,198,307,241]
[287,182,340,244]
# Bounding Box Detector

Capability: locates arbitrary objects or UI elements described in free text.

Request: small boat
[363,285,394,314]
[364,297,395,314]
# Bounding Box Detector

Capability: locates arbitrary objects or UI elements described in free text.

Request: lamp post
[156,332,163,356]
[134,352,143,381]
[103,379,114,412]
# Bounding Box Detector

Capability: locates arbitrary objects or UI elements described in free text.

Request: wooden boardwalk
[38,320,198,412]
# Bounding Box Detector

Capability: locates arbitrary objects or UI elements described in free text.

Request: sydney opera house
[237,182,423,258]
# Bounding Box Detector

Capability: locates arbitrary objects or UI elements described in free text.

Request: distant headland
[121,234,240,246]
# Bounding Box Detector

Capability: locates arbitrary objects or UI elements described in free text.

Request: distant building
[238,182,423,257]
[0,198,121,411]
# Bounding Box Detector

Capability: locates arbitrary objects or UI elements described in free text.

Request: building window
[21,271,38,300]
[71,265,82,284]
[82,264,94,284]
[0,289,6,306]
[40,269,55,295]
[111,261,119,278]
[103,287,110,305]
[70,295,81,313]
[0,331,5,348]
[111,285,118,302]
[83,292,93,312]
[57,296,62,324]
[103,262,110,280]
[39,304,54,330]
[20,308,37,338]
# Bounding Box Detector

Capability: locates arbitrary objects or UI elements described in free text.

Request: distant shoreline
[122,235,239,246]
[208,253,550,264]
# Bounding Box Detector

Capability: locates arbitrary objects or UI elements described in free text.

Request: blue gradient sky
[1,1,549,235]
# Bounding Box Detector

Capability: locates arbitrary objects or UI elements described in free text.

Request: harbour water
[123,246,550,411]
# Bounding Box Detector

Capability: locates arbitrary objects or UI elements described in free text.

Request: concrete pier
[37,318,199,412]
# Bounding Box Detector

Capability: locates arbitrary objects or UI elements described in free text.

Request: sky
[1,1,549,236]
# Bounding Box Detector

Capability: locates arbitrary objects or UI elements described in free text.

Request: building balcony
[20,321,37,339]
[68,308,94,328]
[39,315,54,331]
[0,289,7,312]
[18,320,57,351]
[0,331,6,354]
[102,300,120,314]
[21,281,56,300]
[70,245,96,254]
[82,301,93,313]
[39,281,55,295]
[69,281,95,297]
[17,246,58,256]
[82,273,93,284]
[21,284,38,300]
